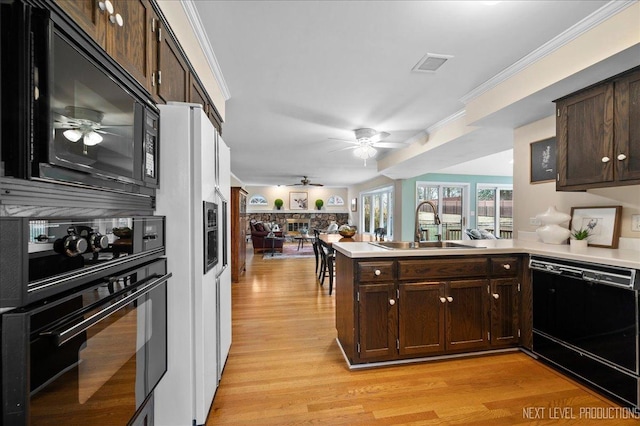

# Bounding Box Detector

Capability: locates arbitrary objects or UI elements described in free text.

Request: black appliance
[0,216,165,307]
[0,0,159,195]
[1,257,170,425]
[203,201,218,273]
[530,256,639,408]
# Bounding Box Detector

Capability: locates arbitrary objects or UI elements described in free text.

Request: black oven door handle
[40,272,171,347]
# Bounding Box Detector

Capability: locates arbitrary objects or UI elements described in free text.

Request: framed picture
[351,198,357,212]
[289,192,308,210]
[569,206,622,248]
[530,137,556,183]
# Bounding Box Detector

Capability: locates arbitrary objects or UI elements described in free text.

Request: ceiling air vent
[412,53,453,73]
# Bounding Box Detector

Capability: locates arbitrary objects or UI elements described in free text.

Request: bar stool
[312,229,321,275]
[318,244,335,295]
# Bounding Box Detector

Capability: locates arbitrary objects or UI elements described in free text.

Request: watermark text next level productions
[523,406,640,420]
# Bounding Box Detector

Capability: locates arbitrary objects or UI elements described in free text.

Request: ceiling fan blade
[328,145,358,154]
[371,142,406,148]
[329,138,360,145]
[370,132,390,143]
[309,183,324,186]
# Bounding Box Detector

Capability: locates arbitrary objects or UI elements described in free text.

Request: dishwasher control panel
[529,256,636,289]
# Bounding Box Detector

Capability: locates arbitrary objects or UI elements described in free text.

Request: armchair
[250,221,285,253]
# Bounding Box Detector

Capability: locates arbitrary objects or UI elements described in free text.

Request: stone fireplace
[248,212,349,235]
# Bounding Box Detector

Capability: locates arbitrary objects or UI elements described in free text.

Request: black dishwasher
[530,256,639,408]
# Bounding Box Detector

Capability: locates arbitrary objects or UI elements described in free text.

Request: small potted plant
[315,199,324,210]
[274,198,284,210]
[570,227,590,249]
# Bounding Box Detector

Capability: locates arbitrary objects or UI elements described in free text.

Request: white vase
[570,239,588,250]
[536,206,571,244]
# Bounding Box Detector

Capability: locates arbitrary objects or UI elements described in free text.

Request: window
[416,182,469,241]
[476,184,513,238]
[361,186,393,239]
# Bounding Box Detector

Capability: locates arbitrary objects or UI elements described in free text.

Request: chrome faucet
[415,200,441,242]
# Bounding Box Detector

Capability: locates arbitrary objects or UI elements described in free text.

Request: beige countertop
[332,238,640,269]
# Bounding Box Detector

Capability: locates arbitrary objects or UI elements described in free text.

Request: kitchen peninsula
[333,238,640,408]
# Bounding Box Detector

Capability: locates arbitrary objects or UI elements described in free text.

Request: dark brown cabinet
[446,279,490,351]
[55,0,107,45]
[614,69,640,182]
[489,278,519,346]
[156,23,189,104]
[556,67,640,190]
[398,279,489,357]
[231,187,248,283]
[358,282,397,360]
[336,254,523,366]
[56,0,156,93]
[398,282,443,355]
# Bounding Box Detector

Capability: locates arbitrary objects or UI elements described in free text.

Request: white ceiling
[191,0,617,187]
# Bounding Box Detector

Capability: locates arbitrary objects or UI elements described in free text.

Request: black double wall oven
[1,216,170,425]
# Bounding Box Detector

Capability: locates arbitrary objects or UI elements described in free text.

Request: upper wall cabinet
[55,0,156,93]
[155,21,189,104]
[555,67,640,191]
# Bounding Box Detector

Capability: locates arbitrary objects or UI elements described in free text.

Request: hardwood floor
[206,245,637,425]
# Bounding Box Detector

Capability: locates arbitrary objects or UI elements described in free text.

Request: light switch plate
[632,214,640,232]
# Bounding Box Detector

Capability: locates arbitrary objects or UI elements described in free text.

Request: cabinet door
[556,83,614,189]
[358,283,397,360]
[445,280,489,351]
[398,282,444,356]
[157,23,189,103]
[108,0,154,91]
[614,69,640,182]
[55,0,107,47]
[490,279,519,346]
[189,73,208,109]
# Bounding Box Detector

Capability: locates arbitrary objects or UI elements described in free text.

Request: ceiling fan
[286,176,324,187]
[53,106,120,152]
[331,128,407,165]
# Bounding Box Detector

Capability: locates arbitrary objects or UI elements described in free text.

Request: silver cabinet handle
[446,296,453,303]
[374,269,381,276]
[492,293,500,300]
[601,156,611,163]
[439,297,447,303]
[617,154,627,161]
[389,299,395,306]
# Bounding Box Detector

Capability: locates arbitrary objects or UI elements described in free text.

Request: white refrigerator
[154,102,232,426]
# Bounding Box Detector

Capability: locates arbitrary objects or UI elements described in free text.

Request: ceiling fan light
[63,129,83,142]
[83,131,103,146]
[354,145,377,160]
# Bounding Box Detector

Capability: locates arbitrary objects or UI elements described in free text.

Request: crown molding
[426,109,466,135]
[181,1,231,100]
[459,0,637,104]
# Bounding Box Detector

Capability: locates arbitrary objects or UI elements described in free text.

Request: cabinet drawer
[398,258,488,280]
[357,261,395,282]
[490,257,519,276]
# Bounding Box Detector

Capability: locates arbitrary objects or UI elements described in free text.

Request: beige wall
[245,186,349,213]
[155,1,226,119]
[513,116,640,240]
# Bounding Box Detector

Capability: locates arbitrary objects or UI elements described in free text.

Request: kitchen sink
[369,241,482,250]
